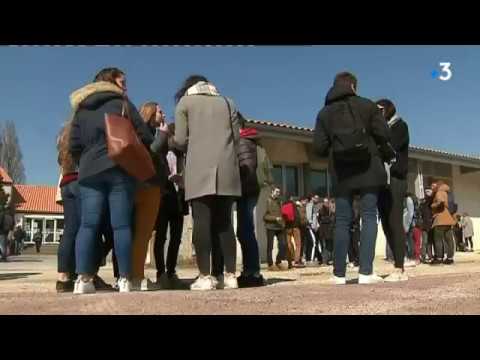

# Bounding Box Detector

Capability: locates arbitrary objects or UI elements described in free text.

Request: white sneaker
[358,273,384,285]
[118,277,132,293]
[347,262,355,269]
[384,268,408,282]
[190,275,216,291]
[404,259,417,268]
[223,273,238,289]
[323,276,346,285]
[73,278,96,295]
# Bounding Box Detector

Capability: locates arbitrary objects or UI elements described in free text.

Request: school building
[3,115,479,265]
[245,119,480,260]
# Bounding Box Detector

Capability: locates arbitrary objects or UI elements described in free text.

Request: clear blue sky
[0,46,478,185]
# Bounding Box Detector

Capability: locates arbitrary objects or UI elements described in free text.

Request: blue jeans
[236,195,261,276]
[57,181,81,274]
[334,191,379,277]
[75,168,135,277]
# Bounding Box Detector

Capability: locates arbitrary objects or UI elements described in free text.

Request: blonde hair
[139,102,158,124]
[57,120,75,172]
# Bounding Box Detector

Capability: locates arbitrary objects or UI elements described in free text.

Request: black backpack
[330,100,371,165]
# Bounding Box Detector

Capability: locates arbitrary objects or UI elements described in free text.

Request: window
[55,219,64,243]
[305,169,328,198]
[285,166,299,197]
[45,220,55,243]
[419,160,453,192]
[272,166,283,189]
[271,164,301,197]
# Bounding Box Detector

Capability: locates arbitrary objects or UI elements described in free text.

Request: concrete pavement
[1,252,480,314]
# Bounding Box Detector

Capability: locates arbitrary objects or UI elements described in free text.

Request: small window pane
[285,166,299,197]
[272,166,283,190]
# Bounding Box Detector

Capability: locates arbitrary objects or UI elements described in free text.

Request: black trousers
[191,196,236,276]
[348,229,360,264]
[154,190,184,277]
[318,224,333,264]
[378,177,407,269]
[266,229,287,266]
[465,237,474,250]
[299,226,309,263]
[35,241,41,253]
[433,226,454,260]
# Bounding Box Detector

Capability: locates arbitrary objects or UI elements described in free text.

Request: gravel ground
[1,252,480,315]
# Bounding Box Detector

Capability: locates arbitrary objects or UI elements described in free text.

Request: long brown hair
[139,102,158,125]
[94,67,125,84]
[57,120,75,173]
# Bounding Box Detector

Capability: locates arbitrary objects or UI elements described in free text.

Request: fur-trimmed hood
[70,81,124,111]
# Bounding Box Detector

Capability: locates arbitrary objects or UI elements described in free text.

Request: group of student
[56,68,280,294]
[262,191,350,270]
[311,71,473,285]
[55,67,471,294]
[386,185,474,270]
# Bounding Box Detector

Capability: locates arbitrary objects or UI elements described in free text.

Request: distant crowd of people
[44,67,476,294]
[386,187,474,269]
[0,209,26,261]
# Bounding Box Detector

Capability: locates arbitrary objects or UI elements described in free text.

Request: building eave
[247,119,480,169]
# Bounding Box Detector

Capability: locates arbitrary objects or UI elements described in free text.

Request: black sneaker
[430,258,443,265]
[56,280,75,293]
[443,259,454,265]
[237,274,267,288]
[93,275,115,291]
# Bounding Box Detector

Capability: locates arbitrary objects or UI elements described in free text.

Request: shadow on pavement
[0,273,42,281]
[4,259,43,263]
[266,278,296,285]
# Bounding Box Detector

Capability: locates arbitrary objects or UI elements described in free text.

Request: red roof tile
[14,185,63,214]
[0,167,13,184]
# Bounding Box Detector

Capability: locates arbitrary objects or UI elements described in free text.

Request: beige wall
[149,144,480,268]
[260,138,309,164]
[452,165,480,250]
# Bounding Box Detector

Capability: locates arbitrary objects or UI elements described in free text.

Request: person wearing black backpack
[376,99,411,282]
[314,72,395,285]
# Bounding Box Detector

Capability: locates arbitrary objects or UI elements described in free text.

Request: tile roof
[246,119,480,164]
[0,167,13,184]
[14,185,63,214]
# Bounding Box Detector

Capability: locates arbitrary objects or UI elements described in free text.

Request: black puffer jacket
[313,85,395,196]
[146,126,169,190]
[69,84,153,183]
[420,196,434,231]
[388,117,409,180]
[238,136,259,197]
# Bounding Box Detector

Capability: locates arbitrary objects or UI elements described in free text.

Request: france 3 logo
[431,62,452,81]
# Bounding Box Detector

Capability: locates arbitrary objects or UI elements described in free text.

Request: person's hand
[158,122,169,134]
[276,217,282,223]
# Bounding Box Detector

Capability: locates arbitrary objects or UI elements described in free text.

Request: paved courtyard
[1,252,480,315]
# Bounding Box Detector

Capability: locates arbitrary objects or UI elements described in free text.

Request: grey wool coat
[174,94,242,201]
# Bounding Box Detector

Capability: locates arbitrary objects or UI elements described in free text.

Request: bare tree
[0,121,26,184]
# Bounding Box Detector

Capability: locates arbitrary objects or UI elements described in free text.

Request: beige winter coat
[431,184,456,227]
[174,94,241,201]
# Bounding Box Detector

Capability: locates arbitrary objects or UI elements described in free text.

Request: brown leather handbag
[104,97,156,182]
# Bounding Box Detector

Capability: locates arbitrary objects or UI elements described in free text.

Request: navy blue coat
[70,91,153,183]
